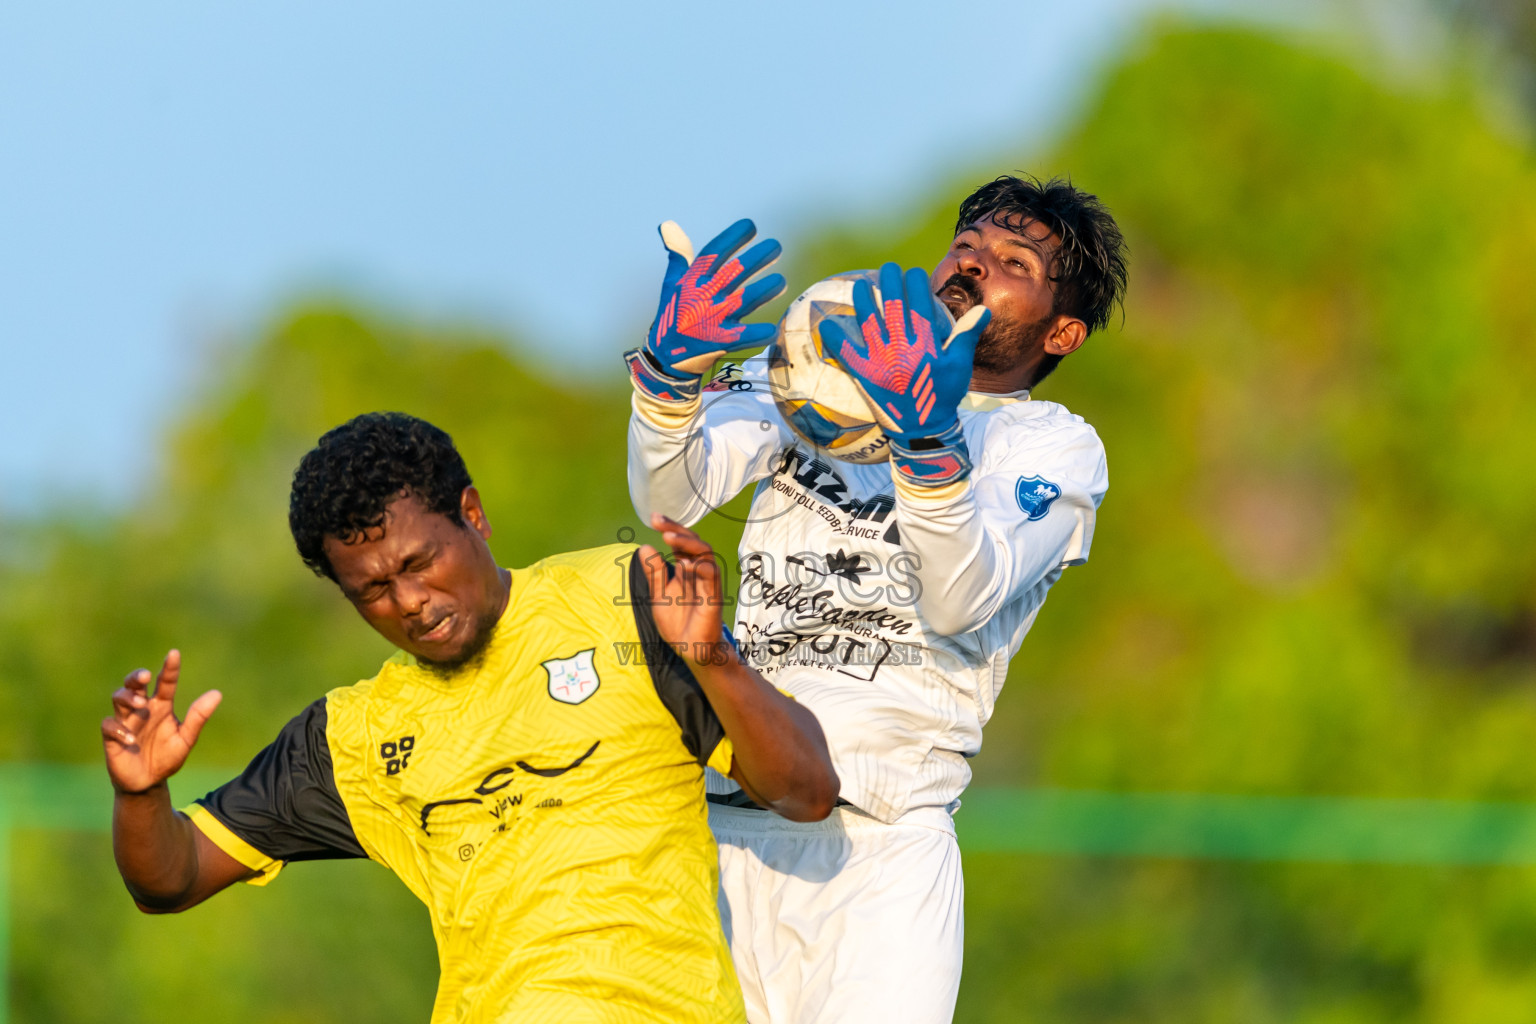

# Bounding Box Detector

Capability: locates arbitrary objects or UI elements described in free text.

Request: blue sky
[1,0,1306,508]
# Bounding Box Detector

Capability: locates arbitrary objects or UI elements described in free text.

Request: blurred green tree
[1433,0,1536,111]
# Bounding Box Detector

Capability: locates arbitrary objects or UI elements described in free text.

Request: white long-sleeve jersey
[628,354,1108,823]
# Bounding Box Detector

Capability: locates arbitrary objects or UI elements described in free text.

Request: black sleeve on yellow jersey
[194,698,366,862]
[628,550,728,766]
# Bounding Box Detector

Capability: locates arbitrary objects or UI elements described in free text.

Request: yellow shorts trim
[185,804,285,886]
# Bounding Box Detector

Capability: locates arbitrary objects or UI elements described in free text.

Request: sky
[0,0,1311,509]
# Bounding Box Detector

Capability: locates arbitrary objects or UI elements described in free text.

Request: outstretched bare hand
[640,514,730,665]
[101,650,222,795]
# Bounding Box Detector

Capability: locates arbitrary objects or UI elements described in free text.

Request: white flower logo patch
[543,648,601,705]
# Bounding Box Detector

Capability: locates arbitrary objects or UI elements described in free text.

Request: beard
[935,273,1054,378]
[418,609,501,677]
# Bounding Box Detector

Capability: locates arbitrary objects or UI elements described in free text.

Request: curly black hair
[956,175,1128,384]
[289,412,473,581]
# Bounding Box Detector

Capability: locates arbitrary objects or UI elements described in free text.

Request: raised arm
[625,220,791,525]
[640,515,839,821]
[820,261,1105,635]
[101,650,254,912]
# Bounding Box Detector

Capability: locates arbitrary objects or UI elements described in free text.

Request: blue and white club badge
[543,649,601,705]
[1015,475,1063,521]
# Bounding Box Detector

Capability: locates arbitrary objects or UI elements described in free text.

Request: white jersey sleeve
[893,406,1108,636]
[628,355,792,527]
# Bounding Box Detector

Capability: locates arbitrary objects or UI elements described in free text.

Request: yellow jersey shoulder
[518,543,638,617]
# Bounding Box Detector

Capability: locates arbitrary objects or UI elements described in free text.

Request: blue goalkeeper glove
[625,219,786,405]
[818,262,990,488]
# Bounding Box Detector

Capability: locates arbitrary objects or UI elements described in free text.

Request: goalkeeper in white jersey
[623,176,1128,1024]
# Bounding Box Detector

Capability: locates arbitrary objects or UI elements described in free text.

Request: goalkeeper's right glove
[624,219,785,407]
[819,262,990,490]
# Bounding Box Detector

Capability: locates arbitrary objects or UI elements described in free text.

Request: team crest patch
[1015,475,1062,521]
[543,649,600,705]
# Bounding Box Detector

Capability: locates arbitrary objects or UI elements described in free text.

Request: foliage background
[5,16,1536,1023]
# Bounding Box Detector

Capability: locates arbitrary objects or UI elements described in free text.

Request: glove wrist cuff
[625,348,703,405]
[889,421,972,488]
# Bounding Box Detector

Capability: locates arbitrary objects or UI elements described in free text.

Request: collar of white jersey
[961,388,1030,412]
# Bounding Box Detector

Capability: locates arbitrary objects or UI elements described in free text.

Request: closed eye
[355,583,388,604]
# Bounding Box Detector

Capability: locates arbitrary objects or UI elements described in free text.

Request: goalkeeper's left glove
[818,262,990,489]
[625,219,785,407]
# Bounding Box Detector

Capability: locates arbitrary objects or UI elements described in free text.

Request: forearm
[893,476,1008,635]
[112,785,204,911]
[896,469,1089,635]
[689,654,838,822]
[627,361,788,525]
[627,396,716,526]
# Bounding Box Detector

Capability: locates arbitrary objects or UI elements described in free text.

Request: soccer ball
[766,270,911,464]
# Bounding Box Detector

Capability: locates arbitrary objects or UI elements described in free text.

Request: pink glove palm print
[646,219,785,379]
[656,249,753,362]
[821,263,990,442]
[836,295,944,428]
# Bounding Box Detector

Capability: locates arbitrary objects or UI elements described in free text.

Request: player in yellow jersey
[100,411,839,1024]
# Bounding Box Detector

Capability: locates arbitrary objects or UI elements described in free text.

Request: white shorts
[709,803,964,1024]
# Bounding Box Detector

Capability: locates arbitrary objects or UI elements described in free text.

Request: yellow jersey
[188,544,746,1023]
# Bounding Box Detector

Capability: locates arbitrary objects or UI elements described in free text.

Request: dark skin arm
[642,515,840,822]
[101,650,257,912]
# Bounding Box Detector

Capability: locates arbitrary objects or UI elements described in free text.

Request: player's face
[932,215,1066,376]
[324,488,510,669]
